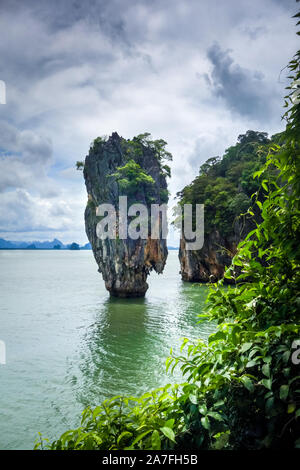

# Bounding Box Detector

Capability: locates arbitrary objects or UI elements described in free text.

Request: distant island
[0,238,91,250]
[0,237,178,251]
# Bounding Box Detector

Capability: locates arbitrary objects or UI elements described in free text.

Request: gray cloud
[0,121,52,164]
[0,187,83,234]
[187,129,234,170]
[0,121,52,192]
[206,43,276,119]
[242,26,268,40]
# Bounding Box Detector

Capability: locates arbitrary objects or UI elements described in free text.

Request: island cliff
[177,131,278,283]
[83,132,171,297]
[179,218,251,283]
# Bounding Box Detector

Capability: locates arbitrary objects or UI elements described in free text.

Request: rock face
[83,132,168,297]
[179,218,252,283]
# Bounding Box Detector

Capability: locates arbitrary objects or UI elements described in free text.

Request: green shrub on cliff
[90,135,108,152]
[110,133,172,204]
[82,132,172,207]
[109,159,155,200]
[177,130,282,236]
[126,133,173,163]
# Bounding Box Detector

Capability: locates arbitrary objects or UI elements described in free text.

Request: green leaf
[231,325,241,345]
[164,419,175,429]
[295,438,300,449]
[165,357,172,373]
[208,331,226,344]
[201,416,210,430]
[263,356,272,364]
[282,351,290,364]
[196,363,212,377]
[160,427,176,443]
[212,432,230,450]
[117,431,132,446]
[189,394,198,405]
[246,360,257,368]
[214,400,225,408]
[151,430,161,450]
[180,337,189,352]
[241,342,252,353]
[253,169,264,179]
[131,430,152,447]
[288,403,296,414]
[207,411,224,422]
[199,404,207,415]
[262,363,270,377]
[91,433,103,446]
[279,385,289,401]
[261,378,272,391]
[240,376,254,392]
[265,397,274,414]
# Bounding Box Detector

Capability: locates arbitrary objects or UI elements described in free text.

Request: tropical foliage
[109,159,155,198]
[177,130,281,236]
[111,134,172,204]
[125,133,173,164]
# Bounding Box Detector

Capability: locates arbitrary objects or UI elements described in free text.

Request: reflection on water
[72,272,215,409]
[0,250,215,449]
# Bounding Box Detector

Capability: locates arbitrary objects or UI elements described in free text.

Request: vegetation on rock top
[176,129,282,237]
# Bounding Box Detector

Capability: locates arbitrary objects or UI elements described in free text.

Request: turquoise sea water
[0,250,214,449]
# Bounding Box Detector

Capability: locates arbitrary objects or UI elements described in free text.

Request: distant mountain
[0,237,173,250]
[28,238,65,249]
[0,237,91,250]
[0,237,66,249]
[81,242,91,250]
[68,242,80,250]
[0,238,16,249]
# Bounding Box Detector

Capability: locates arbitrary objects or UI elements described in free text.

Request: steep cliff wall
[177,130,273,283]
[179,218,252,283]
[83,132,169,297]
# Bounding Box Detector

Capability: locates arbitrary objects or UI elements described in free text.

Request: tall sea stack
[83,132,170,297]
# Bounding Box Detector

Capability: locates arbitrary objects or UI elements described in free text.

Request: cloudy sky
[0,0,298,245]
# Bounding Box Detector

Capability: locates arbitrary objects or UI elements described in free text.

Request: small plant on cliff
[109,159,155,204]
[122,133,172,185]
[76,161,84,170]
[90,135,108,152]
[124,133,173,165]
[159,188,170,204]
